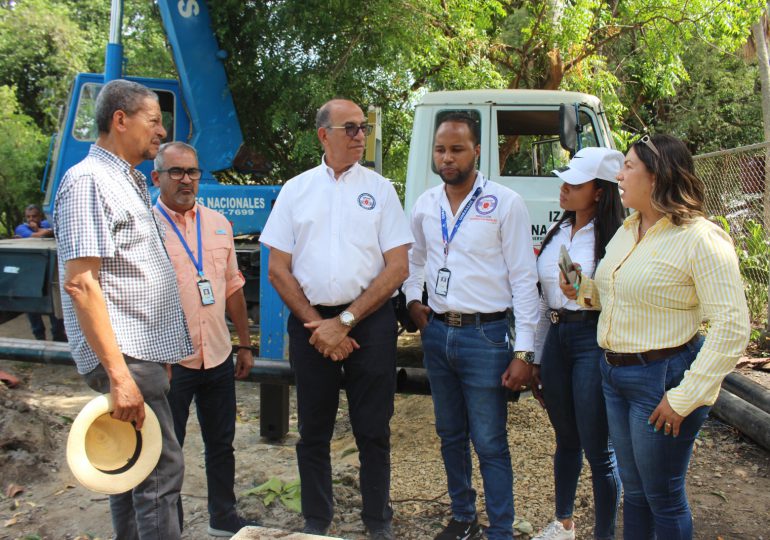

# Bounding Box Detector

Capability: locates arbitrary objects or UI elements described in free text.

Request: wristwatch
[338,310,358,328]
[513,351,535,365]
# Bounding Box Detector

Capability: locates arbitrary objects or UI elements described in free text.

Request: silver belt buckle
[549,310,560,324]
[445,311,463,327]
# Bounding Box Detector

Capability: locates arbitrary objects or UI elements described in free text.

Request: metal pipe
[711,388,770,452]
[104,0,124,81]
[723,372,770,415]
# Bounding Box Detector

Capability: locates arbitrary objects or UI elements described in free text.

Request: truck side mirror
[559,104,577,156]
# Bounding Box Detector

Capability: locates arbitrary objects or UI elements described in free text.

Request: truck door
[487,105,605,248]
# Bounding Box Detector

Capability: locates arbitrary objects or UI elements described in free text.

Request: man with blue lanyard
[404,112,539,540]
[151,142,256,537]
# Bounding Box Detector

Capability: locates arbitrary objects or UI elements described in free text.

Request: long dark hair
[539,179,626,268]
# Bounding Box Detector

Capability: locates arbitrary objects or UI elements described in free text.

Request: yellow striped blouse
[577,212,750,416]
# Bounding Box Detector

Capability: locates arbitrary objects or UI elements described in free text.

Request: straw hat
[66,394,162,495]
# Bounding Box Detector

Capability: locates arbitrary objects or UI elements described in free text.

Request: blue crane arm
[156,0,242,173]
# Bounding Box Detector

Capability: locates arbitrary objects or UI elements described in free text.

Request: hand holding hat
[66,394,162,494]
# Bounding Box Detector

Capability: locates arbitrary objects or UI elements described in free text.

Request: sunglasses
[156,167,203,181]
[638,134,660,158]
[326,122,373,138]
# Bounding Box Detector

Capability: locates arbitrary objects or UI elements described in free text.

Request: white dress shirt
[404,172,539,351]
[533,220,597,363]
[259,158,413,306]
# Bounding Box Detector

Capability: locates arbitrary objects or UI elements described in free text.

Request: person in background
[14,204,66,341]
[404,112,539,540]
[561,134,750,539]
[14,204,54,238]
[151,141,257,538]
[531,148,625,540]
[260,99,413,539]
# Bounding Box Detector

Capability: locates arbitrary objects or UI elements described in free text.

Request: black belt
[604,335,698,367]
[434,311,507,327]
[313,304,350,318]
[547,309,600,324]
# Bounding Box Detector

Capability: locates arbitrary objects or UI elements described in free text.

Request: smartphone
[558,245,578,285]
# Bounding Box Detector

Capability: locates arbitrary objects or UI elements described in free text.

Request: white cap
[553,147,624,185]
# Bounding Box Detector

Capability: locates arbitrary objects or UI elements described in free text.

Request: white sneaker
[532,520,576,540]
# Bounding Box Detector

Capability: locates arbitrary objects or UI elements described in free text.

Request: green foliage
[242,477,301,513]
[0,86,49,238]
[715,216,769,326]
[0,0,90,132]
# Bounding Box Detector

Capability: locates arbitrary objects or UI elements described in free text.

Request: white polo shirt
[259,158,413,306]
[404,172,539,351]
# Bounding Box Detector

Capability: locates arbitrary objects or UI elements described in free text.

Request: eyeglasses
[326,123,373,138]
[156,167,202,181]
[638,134,660,158]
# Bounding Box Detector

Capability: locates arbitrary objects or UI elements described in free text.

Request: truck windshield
[496,109,598,176]
[72,83,176,142]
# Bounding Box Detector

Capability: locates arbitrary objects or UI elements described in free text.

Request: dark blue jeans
[421,316,513,540]
[600,336,708,540]
[289,302,397,533]
[540,319,620,540]
[27,313,66,341]
[167,359,238,530]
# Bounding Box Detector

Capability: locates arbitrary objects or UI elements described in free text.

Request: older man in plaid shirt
[54,79,192,540]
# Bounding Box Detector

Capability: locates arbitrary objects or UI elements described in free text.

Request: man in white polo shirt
[259,98,413,540]
[404,112,539,540]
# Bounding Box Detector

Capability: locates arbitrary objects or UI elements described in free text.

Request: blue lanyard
[440,186,482,263]
[156,205,205,278]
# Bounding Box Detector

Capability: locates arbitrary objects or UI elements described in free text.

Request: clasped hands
[304,318,360,361]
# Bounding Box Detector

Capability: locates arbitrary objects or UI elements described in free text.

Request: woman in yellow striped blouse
[561,134,749,539]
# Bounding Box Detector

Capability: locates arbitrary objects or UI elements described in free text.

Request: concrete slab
[231,526,344,540]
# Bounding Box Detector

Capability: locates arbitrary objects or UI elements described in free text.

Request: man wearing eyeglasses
[260,99,413,539]
[151,141,257,537]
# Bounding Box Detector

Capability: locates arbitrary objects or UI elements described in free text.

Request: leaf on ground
[341,447,358,458]
[3,517,18,527]
[5,484,23,498]
[710,490,728,502]
[54,485,75,496]
[513,519,534,534]
[242,477,283,497]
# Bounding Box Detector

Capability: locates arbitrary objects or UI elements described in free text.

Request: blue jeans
[600,336,708,540]
[27,313,66,341]
[540,319,620,539]
[167,359,239,530]
[422,316,514,540]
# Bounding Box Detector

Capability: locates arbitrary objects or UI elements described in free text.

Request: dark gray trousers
[84,356,184,540]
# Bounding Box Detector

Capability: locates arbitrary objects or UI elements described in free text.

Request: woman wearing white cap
[561,135,749,539]
[532,147,626,540]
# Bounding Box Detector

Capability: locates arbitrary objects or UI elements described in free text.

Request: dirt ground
[0,314,769,540]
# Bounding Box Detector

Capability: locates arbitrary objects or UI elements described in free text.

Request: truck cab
[404,89,615,247]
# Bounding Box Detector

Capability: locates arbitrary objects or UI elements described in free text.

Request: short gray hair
[154,141,198,171]
[95,79,158,134]
[25,204,43,214]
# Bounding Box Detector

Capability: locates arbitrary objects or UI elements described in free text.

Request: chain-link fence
[694,142,770,327]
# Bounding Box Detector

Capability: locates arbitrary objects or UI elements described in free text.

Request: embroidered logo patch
[475,195,498,215]
[358,193,376,210]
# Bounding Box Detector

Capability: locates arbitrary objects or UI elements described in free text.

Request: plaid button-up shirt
[54,145,193,374]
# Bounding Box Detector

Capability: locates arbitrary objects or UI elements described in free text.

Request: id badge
[197,279,215,306]
[435,267,451,297]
